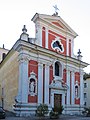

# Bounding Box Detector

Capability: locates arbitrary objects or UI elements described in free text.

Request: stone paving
[4,115,90,120]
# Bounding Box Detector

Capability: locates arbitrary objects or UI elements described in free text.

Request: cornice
[13,40,89,68]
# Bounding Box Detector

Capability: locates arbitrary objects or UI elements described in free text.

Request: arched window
[55,62,59,76]
[54,61,63,79]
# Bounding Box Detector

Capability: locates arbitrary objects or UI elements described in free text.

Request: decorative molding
[51,36,64,53]
[75,81,80,99]
[18,54,30,63]
[28,71,37,96]
[53,60,63,79]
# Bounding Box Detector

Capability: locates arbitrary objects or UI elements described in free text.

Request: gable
[51,21,72,34]
[52,21,64,29]
[32,13,78,38]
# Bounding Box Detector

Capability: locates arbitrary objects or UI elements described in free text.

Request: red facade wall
[28,60,38,78]
[28,95,37,103]
[49,65,53,104]
[49,65,53,84]
[75,72,80,104]
[52,22,64,29]
[63,69,67,83]
[42,27,45,48]
[28,60,38,103]
[63,69,67,104]
[69,39,71,57]
[75,99,80,104]
[75,72,80,85]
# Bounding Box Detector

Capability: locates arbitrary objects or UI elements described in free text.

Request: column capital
[38,59,51,66]
[18,54,29,63]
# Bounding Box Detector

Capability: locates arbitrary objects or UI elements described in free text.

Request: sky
[0,0,90,73]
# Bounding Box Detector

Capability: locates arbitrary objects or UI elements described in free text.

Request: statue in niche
[29,72,37,96]
[30,81,35,93]
[75,86,78,98]
[29,79,35,94]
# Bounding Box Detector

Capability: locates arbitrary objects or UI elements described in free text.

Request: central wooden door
[54,94,62,107]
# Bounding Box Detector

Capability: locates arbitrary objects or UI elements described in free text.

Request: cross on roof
[53,5,59,14]
[77,49,81,56]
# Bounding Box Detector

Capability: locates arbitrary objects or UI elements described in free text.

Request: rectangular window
[84,93,87,98]
[84,83,87,88]
[84,102,87,106]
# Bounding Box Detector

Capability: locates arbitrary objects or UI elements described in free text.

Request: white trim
[51,37,64,53]
[38,63,43,104]
[80,72,84,106]
[53,60,63,80]
[17,54,29,103]
[71,71,75,104]
[51,89,65,108]
[45,28,48,48]
[44,64,49,105]
[35,23,42,46]
[71,39,74,57]
[28,72,37,96]
[66,69,70,105]
[66,38,69,56]
[75,81,80,99]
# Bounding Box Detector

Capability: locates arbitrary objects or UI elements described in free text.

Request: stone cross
[53,5,59,14]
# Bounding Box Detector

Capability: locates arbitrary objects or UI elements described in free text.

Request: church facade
[0,13,88,116]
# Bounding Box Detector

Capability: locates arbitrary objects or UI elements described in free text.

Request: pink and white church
[13,12,89,116]
[0,12,88,116]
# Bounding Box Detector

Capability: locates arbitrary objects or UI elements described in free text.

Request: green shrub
[36,104,48,117]
[82,107,90,116]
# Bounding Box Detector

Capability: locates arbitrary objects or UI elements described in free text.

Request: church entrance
[54,94,62,108]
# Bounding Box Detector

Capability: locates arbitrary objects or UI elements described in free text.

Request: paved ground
[2,111,90,120]
[3,115,90,120]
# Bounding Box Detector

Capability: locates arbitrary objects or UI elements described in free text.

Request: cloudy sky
[0,0,90,72]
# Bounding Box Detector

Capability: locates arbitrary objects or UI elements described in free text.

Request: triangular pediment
[51,20,72,33]
[32,13,78,38]
[52,21,64,29]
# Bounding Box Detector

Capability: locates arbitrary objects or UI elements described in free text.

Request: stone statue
[30,81,35,93]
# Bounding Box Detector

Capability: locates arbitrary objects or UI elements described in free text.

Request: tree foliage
[83,73,90,80]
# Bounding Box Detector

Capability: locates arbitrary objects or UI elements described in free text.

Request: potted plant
[36,104,48,117]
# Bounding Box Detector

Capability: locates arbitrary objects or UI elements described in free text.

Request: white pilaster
[36,23,42,46]
[44,64,49,105]
[18,54,29,103]
[45,28,48,49]
[38,63,43,104]
[62,93,65,108]
[80,71,84,106]
[66,68,70,105]
[66,38,69,56]
[71,39,74,57]
[71,71,75,104]
[51,90,54,108]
